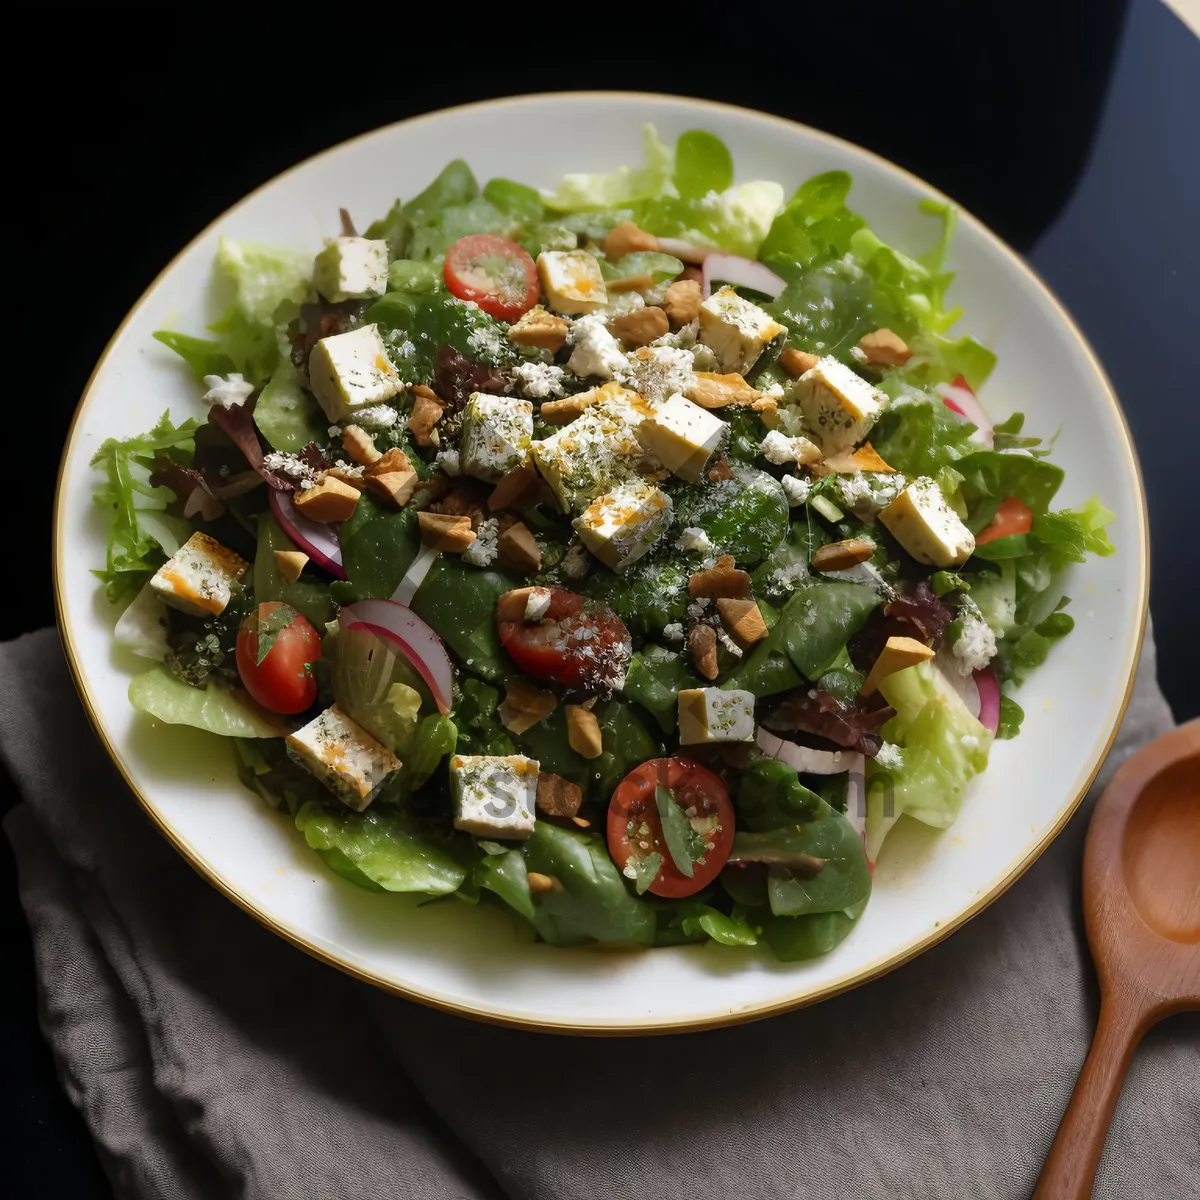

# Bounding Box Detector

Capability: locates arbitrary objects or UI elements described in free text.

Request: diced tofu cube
[677,688,756,744]
[149,532,246,618]
[635,393,727,483]
[537,250,607,315]
[531,392,653,512]
[308,324,403,422]
[567,314,628,380]
[794,356,887,454]
[459,393,534,483]
[313,237,389,303]
[698,286,785,374]
[450,754,539,839]
[286,705,402,811]
[574,480,673,572]
[879,477,976,567]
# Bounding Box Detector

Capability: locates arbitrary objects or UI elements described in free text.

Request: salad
[93,128,1115,961]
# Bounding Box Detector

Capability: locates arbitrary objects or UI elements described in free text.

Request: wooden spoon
[1035,720,1199,1199]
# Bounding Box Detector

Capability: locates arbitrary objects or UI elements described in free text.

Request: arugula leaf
[254,603,298,665]
[654,785,708,878]
[631,852,664,896]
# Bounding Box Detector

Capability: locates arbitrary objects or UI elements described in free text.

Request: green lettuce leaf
[129,666,282,738]
[253,350,325,452]
[542,124,674,212]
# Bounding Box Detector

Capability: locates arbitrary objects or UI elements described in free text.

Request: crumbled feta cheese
[201,373,254,410]
[559,539,593,581]
[352,404,400,431]
[433,448,461,477]
[832,471,907,514]
[462,518,499,567]
[263,451,319,488]
[616,344,696,403]
[677,526,714,554]
[951,598,998,675]
[760,429,822,466]
[327,424,342,438]
[780,474,812,506]
[662,622,685,644]
[524,588,553,621]
[513,360,569,399]
[567,314,628,380]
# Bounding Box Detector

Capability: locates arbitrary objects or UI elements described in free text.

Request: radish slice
[269,489,346,579]
[935,377,994,448]
[391,544,439,607]
[655,237,712,264]
[755,727,864,776]
[339,599,454,714]
[702,254,787,299]
[974,668,1001,735]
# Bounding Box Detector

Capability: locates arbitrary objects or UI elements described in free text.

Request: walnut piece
[609,306,669,347]
[687,371,767,409]
[662,279,702,327]
[363,448,418,508]
[341,424,381,465]
[497,521,542,571]
[856,328,912,368]
[778,348,821,377]
[688,623,719,680]
[293,476,360,523]
[417,511,476,553]
[407,385,445,447]
[811,537,876,572]
[507,305,570,352]
[488,462,541,511]
[603,221,659,260]
[536,772,583,818]
[688,555,751,600]
[565,704,603,759]
[527,871,565,893]
[499,677,558,735]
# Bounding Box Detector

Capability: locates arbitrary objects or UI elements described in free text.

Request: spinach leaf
[756,901,866,962]
[631,852,664,896]
[736,756,822,831]
[339,494,422,599]
[672,464,788,565]
[623,645,698,733]
[253,515,335,628]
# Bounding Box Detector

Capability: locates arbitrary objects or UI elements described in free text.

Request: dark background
[8,2,1198,1193]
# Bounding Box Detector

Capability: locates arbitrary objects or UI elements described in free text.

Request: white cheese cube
[574,480,673,572]
[450,754,539,839]
[459,392,534,483]
[759,429,823,466]
[567,314,627,380]
[286,705,402,811]
[698,286,785,374]
[537,250,607,315]
[879,476,976,567]
[677,688,756,744]
[313,237,389,303]
[794,356,887,453]
[531,392,653,512]
[308,324,403,422]
[149,532,247,618]
[635,393,727,483]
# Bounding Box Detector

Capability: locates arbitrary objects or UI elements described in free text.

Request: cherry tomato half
[443,234,539,323]
[496,587,631,691]
[236,601,321,714]
[976,495,1034,547]
[607,757,735,898]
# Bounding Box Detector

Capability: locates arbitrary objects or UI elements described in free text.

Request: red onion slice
[269,490,346,579]
[702,254,787,300]
[935,376,994,448]
[973,668,1001,735]
[339,599,454,714]
[755,727,864,776]
[654,237,712,264]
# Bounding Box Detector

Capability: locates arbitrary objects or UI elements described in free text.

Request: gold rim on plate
[53,93,1150,1035]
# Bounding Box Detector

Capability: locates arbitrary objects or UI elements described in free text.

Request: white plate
[55,93,1147,1033]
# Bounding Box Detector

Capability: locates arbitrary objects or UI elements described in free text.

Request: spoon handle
[1033,995,1148,1199]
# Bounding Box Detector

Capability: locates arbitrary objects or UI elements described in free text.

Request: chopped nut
[688,556,751,600]
[536,771,583,818]
[323,465,367,491]
[497,520,542,571]
[662,278,702,327]
[496,588,547,622]
[857,328,912,368]
[507,305,570,352]
[570,815,591,828]
[273,550,308,582]
[363,448,419,508]
[778,348,821,377]
[407,385,445,447]
[812,537,876,572]
[751,395,780,427]
[539,387,600,425]
[417,511,476,553]
[293,476,360,523]
[341,424,381,465]
[565,704,603,759]
[609,306,669,346]
[706,458,734,482]
[861,635,935,697]
[687,371,767,409]
[429,483,488,529]
[499,677,558,734]
[488,462,541,511]
[688,623,719,680]
[605,272,655,295]
[716,598,769,651]
[527,871,565,894]
[851,442,895,473]
[603,221,659,260]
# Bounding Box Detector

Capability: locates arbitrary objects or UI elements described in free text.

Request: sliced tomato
[443,234,539,322]
[607,758,735,898]
[496,587,631,690]
[976,495,1034,546]
[236,601,321,714]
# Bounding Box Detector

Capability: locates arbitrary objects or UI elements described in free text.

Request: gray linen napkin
[3,627,1196,1200]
